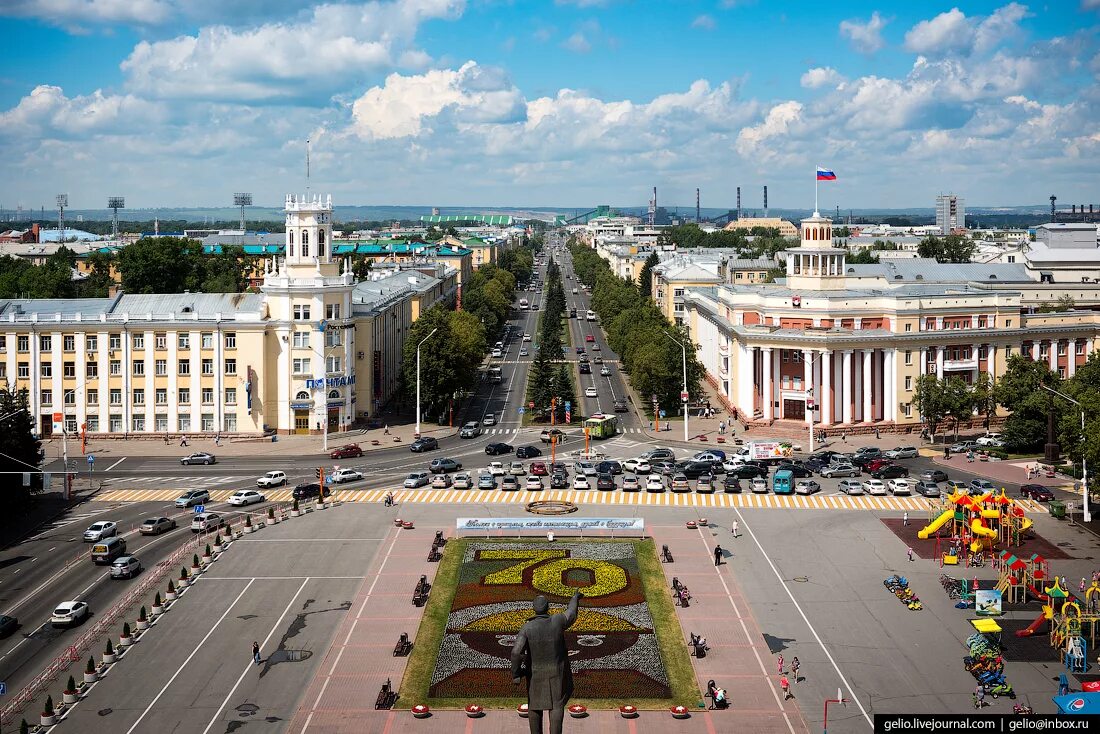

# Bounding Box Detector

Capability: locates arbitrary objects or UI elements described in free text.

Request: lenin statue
[511,591,581,734]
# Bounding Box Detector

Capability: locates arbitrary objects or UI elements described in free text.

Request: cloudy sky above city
[1,0,1098,211]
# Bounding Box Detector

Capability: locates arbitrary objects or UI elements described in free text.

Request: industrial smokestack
[696,188,700,223]
[736,187,741,220]
[763,185,768,218]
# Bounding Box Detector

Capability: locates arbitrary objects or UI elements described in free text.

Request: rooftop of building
[844,258,1033,283]
[0,291,266,323]
[331,240,472,257]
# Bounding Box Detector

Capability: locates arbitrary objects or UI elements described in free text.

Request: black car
[596,473,616,491]
[871,464,910,479]
[775,462,813,478]
[728,463,768,479]
[596,461,622,476]
[810,450,845,464]
[722,475,742,493]
[485,442,513,456]
[675,461,713,479]
[292,483,330,500]
[0,614,17,638]
[1020,484,1055,501]
[550,473,569,489]
[410,437,439,453]
[579,363,592,374]
[804,457,830,473]
[613,399,628,413]
[516,445,543,459]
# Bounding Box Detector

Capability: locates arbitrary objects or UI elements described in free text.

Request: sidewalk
[41,420,457,460]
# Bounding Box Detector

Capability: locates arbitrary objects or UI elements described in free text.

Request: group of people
[671,576,692,607]
[777,654,801,699]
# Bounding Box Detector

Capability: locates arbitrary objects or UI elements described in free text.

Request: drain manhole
[98,708,113,716]
[793,577,809,583]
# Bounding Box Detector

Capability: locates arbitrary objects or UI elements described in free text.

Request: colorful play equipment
[919,489,1034,565]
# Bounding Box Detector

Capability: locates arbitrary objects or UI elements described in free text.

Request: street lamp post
[1041,384,1090,522]
[663,331,689,443]
[415,328,439,438]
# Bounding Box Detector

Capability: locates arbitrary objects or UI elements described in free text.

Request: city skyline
[1,1,1098,210]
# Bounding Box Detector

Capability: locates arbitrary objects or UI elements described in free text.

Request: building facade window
[40,390,52,406]
[87,389,98,405]
[201,388,214,404]
[179,360,191,376]
[293,331,309,348]
[64,362,76,378]
[905,376,913,391]
[155,333,167,350]
[110,415,123,433]
[17,335,29,352]
[325,304,341,319]
[178,334,190,350]
[201,332,214,349]
[223,414,237,432]
[63,335,75,351]
[155,359,167,376]
[326,356,340,373]
[133,389,145,406]
[201,359,214,376]
[904,350,912,366]
[155,388,168,405]
[109,334,121,350]
[155,415,168,432]
[178,388,190,404]
[86,361,98,378]
[133,334,144,349]
[17,362,29,378]
[293,305,311,320]
[85,335,97,351]
[292,358,311,374]
[132,416,145,432]
[64,391,76,406]
[201,414,215,432]
[133,360,145,376]
[40,363,52,378]
[109,360,121,375]
[325,330,341,347]
[225,359,237,375]
[86,416,99,432]
[178,416,190,432]
[225,388,237,404]
[40,335,52,352]
[225,333,236,349]
[109,389,122,406]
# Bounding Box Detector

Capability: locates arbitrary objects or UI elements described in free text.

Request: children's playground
[917,488,1033,566]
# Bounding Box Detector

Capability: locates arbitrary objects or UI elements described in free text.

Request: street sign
[194,505,205,514]
[565,411,571,423]
[87,455,95,465]
[518,407,525,414]
[680,391,689,401]
[565,401,571,412]
[0,681,5,695]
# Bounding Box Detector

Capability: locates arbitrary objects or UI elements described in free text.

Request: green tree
[846,248,880,264]
[970,371,998,431]
[117,237,205,294]
[917,234,975,263]
[994,354,1060,451]
[637,252,660,299]
[401,306,486,421]
[0,386,43,509]
[912,375,947,441]
[941,376,975,439]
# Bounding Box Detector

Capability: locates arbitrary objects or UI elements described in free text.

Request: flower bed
[427,540,672,700]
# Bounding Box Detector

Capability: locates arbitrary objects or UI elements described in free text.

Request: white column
[51,335,62,428]
[1049,340,1058,371]
[737,344,752,417]
[276,326,291,432]
[215,327,224,433]
[822,350,833,425]
[842,350,853,424]
[862,349,873,423]
[75,333,86,430]
[1070,339,1078,377]
[97,331,109,432]
[803,349,814,426]
[1031,341,1039,360]
[122,330,132,434]
[884,350,894,422]
[936,346,944,379]
[762,347,773,421]
[144,330,154,432]
[188,331,201,433]
[167,333,178,432]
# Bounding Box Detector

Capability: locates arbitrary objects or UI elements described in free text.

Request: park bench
[661,544,674,563]
[412,574,431,606]
[375,678,397,709]
[393,632,413,657]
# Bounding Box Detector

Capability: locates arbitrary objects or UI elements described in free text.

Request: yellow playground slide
[970,518,998,538]
[918,510,954,539]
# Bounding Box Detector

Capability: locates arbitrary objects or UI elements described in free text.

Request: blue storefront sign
[306,374,356,389]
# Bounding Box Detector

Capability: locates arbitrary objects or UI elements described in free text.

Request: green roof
[420,214,514,226]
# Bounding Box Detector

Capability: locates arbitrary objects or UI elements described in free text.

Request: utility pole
[415,328,439,438]
[663,331,690,442]
[1041,385,1089,522]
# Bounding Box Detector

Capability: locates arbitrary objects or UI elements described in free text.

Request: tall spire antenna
[306,138,311,194]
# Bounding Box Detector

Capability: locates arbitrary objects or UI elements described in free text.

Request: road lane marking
[105,458,126,471]
[200,578,310,734]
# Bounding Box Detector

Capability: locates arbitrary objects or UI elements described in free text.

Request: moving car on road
[190,512,222,532]
[585,387,597,398]
[459,422,482,438]
[257,471,287,488]
[110,556,142,579]
[403,472,430,488]
[946,480,969,494]
[482,414,496,426]
[969,479,996,494]
[83,521,117,542]
[175,489,210,508]
[883,446,919,459]
[180,452,217,465]
[920,469,949,483]
[517,445,543,459]
[509,461,527,476]
[410,437,439,453]
[228,489,265,506]
[0,615,18,638]
[51,601,89,627]
[540,429,567,445]
[429,458,462,473]
[140,517,177,535]
[1020,484,1055,501]
[949,440,978,454]
[871,464,909,480]
[622,458,651,474]
[485,442,513,456]
[330,468,363,484]
[486,462,506,476]
[613,398,628,412]
[330,444,363,459]
[976,433,1005,447]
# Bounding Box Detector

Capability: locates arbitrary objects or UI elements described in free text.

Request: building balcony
[719,344,730,357]
[942,357,978,372]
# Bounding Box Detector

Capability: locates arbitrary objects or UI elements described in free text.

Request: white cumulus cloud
[0,84,164,138]
[800,67,846,89]
[839,11,888,54]
[905,3,1030,56]
[691,14,716,30]
[0,0,174,28]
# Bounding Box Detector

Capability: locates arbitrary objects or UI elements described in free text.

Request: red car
[585,334,595,343]
[530,461,548,476]
[330,444,363,459]
[865,458,894,473]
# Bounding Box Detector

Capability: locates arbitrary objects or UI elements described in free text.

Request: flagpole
[814,168,819,216]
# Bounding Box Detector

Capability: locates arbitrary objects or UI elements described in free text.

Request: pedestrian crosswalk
[90,487,1049,513]
[99,475,239,487]
[26,507,123,540]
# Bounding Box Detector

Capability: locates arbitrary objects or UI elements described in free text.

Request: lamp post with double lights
[1041,384,1090,522]
[415,328,439,439]
[662,331,690,443]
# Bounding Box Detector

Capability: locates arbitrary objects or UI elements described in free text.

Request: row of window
[288,330,343,348]
[71,414,237,433]
[0,333,238,353]
[291,356,343,374]
[1,357,240,379]
[292,304,342,321]
[41,387,240,407]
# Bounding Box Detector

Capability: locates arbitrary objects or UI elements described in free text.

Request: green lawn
[400,537,699,710]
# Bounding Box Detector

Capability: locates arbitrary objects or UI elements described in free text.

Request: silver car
[820,463,860,478]
[110,556,142,579]
[838,479,864,495]
[884,446,919,459]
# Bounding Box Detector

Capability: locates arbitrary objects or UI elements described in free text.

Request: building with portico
[684,211,1100,434]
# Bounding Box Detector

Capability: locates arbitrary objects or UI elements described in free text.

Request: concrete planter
[102,652,116,664]
[166,590,178,601]
[119,635,134,647]
[136,619,149,631]
[201,554,212,564]
[84,671,99,684]
[190,565,202,576]
[245,525,256,534]
[291,509,301,517]
[318,502,328,510]
[212,544,223,553]
[151,604,164,616]
[63,692,79,705]
[41,713,57,726]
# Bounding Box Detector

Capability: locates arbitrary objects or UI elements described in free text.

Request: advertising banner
[456,517,645,532]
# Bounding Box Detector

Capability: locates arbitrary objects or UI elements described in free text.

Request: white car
[487,462,506,476]
[228,490,265,506]
[522,333,532,342]
[721,457,746,473]
[83,521,117,542]
[191,512,221,532]
[863,479,887,496]
[525,475,544,490]
[509,461,526,476]
[256,471,287,488]
[622,458,651,474]
[622,475,640,491]
[975,433,1004,447]
[795,480,821,495]
[573,475,591,490]
[453,472,473,490]
[838,479,864,495]
[482,414,496,426]
[491,348,503,358]
[51,600,90,627]
[645,475,665,492]
[888,479,912,495]
[600,366,611,376]
[330,468,363,484]
[574,461,598,476]
[751,477,769,493]
[430,474,452,489]
[883,446,919,459]
[585,387,597,398]
[404,471,430,488]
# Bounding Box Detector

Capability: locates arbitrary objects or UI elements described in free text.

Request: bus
[488,367,503,383]
[519,298,529,310]
[584,414,618,440]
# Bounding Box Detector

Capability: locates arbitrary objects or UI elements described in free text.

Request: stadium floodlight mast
[56,194,68,243]
[233,193,252,232]
[107,197,125,238]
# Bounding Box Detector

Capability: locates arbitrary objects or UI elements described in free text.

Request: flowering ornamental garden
[427,541,673,700]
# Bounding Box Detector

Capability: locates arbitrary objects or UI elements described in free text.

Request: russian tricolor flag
[816,167,836,181]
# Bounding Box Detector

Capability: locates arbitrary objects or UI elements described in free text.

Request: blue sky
[1,0,1098,211]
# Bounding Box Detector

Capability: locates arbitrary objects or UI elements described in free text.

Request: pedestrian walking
[907,546,914,562]
[874,428,880,440]
[252,641,261,666]
[731,519,739,538]
[777,654,784,675]
[1081,578,1087,594]
[714,545,723,567]
[903,511,909,527]
[791,657,800,682]
[841,431,847,443]
[384,424,390,435]
[214,434,221,447]
[781,675,792,699]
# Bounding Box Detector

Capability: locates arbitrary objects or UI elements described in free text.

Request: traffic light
[316,468,323,481]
